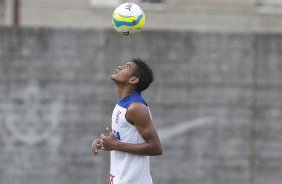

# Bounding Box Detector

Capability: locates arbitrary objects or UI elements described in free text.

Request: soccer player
[91,58,162,184]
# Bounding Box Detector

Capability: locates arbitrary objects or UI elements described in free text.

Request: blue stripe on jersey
[118,92,147,109]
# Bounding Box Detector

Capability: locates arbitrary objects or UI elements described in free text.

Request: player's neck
[116,87,136,100]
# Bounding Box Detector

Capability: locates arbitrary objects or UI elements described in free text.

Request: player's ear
[129,76,139,85]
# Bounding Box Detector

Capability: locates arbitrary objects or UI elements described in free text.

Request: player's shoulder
[127,102,149,115]
[128,102,147,110]
[126,102,150,125]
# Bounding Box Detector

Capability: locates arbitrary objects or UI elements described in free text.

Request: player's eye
[125,64,130,68]
[118,64,130,70]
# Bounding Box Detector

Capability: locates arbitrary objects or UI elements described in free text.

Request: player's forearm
[113,141,162,156]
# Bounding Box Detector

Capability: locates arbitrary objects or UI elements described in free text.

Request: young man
[91,58,162,184]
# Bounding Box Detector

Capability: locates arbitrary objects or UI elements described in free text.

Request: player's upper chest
[112,105,129,128]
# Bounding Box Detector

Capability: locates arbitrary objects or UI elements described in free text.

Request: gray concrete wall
[2,0,282,33]
[0,0,4,23]
[0,27,282,184]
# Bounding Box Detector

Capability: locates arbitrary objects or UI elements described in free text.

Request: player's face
[111,62,137,84]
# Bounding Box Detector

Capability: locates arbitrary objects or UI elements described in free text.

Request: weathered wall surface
[2,0,282,33]
[0,27,281,184]
[0,0,5,23]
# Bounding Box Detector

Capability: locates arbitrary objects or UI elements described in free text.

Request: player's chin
[111,73,117,80]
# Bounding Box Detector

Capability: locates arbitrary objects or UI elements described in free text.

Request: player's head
[131,58,154,92]
[111,58,154,92]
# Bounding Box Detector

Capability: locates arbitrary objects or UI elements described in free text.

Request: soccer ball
[112,3,145,36]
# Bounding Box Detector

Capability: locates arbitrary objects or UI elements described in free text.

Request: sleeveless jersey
[110,92,153,184]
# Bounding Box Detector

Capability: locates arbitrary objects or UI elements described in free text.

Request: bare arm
[100,102,162,156]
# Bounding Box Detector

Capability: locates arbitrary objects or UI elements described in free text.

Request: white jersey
[110,92,153,184]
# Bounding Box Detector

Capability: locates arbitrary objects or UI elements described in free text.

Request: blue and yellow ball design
[112,3,145,36]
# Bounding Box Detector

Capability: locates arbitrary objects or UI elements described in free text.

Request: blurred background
[0,0,282,184]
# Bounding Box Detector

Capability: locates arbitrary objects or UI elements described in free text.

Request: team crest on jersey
[112,129,121,141]
[115,110,121,124]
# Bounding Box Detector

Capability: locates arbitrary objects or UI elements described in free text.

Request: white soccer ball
[112,3,145,36]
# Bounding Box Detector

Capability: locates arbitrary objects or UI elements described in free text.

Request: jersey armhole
[125,110,135,126]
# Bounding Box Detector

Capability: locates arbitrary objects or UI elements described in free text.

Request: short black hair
[131,58,154,92]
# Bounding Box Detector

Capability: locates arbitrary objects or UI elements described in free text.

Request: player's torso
[111,104,145,144]
[110,92,153,184]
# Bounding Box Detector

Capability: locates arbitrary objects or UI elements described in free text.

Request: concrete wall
[0,27,282,184]
[2,0,282,33]
[0,0,4,23]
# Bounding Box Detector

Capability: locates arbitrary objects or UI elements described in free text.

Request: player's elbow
[151,145,162,156]
[154,148,163,156]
